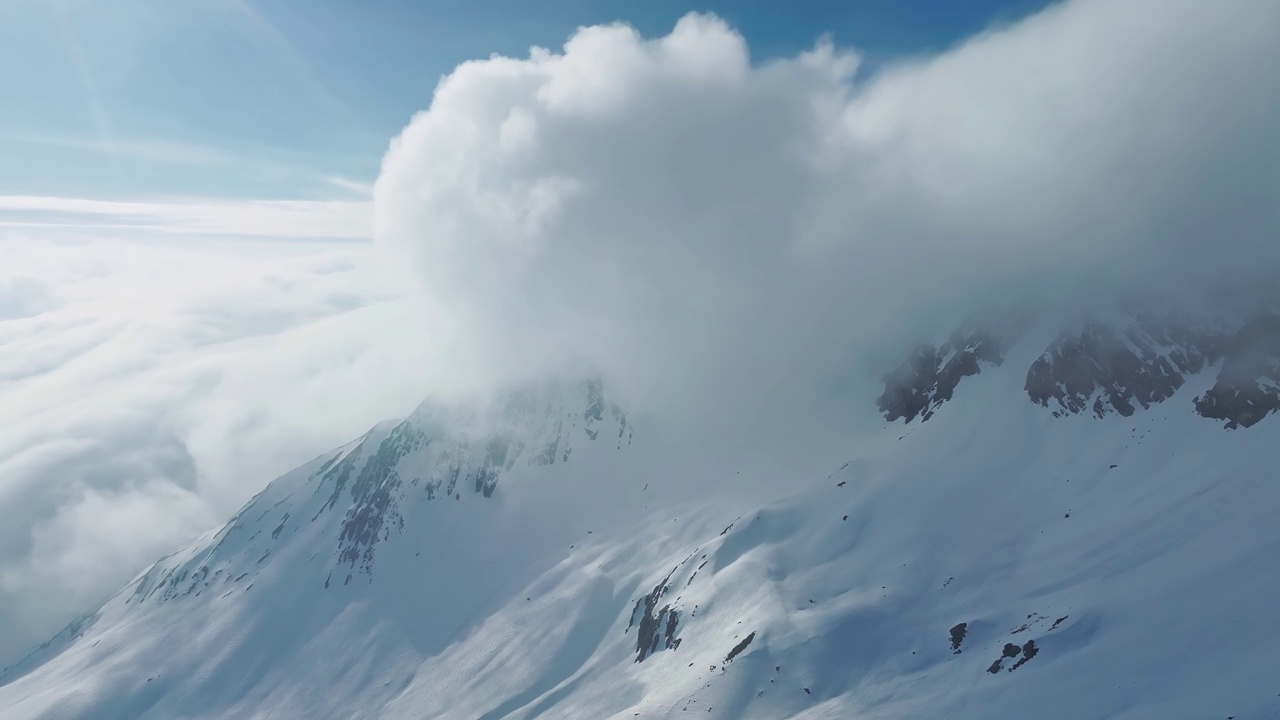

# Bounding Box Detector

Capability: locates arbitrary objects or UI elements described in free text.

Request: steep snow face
[3,318,1280,720]
[0,377,637,717]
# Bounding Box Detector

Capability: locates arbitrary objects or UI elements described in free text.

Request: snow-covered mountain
[2,307,1279,720]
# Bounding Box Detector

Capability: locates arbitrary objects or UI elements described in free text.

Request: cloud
[373,0,1280,427]
[0,231,437,665]
[324,175,376,197]
[2,133,242,167]
[0,195,372,239]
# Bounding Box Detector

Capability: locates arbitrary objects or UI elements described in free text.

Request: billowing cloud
[373,0,1280,428]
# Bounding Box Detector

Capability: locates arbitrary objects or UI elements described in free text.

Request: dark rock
[1194,311,1280,429]
[724,632,756,663]
[988,639,1037,674]
[878,329,1008,424]
[1026,316,1227,419]
[1009,640,1039,671]
[334,423,424,574]
[628,567,682,662]
[271,513,289,540]
[949,622,968,654]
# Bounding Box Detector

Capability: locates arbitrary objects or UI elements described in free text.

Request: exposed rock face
[880,306,1279,430]
[724,631,755,663]
[120,378,631,604]
[627,567,681,662]
[987,639,1039,674]
[878,329,1007,424]
[1025,316,1227,418]
[326,422,422,574]
[949,622,968,654]
[1194,311,1280,429]
[319,380,630,578]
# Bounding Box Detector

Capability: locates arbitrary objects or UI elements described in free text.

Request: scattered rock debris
[1009,639,1039,671]
[987,639,1039,674]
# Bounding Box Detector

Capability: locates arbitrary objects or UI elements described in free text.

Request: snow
[1,333,1278,719]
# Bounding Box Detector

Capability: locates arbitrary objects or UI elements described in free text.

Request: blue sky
[0,0,1054,201]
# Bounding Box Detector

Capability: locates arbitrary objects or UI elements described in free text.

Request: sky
[0,0,1053,199]
[3,0,1279,670]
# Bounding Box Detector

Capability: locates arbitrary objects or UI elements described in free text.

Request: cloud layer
[0,195,371,239]
[0,230,435,665]
[374,0,1280,426]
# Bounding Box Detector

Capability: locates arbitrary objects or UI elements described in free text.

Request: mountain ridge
[3,308,1278,719]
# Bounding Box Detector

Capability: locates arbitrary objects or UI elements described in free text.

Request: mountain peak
[878,304,1280,430]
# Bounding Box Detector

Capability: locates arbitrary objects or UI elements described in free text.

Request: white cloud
[0,231,437,664]
[2,481,215,604]
[373,0,1280,425]
[0,132,243,167]
[324,176,375,197]
[0,195,372,239]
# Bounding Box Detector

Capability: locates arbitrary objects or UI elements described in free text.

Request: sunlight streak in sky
[51,1,116,171]
[223,0,350,117]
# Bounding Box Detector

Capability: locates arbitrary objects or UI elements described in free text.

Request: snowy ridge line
[2,338,1279,717]
[880,305,1280,430]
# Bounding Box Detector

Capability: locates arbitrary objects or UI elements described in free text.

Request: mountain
[2,308,1279,719]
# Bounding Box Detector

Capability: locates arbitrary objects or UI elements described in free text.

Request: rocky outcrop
[987,639,1038,674]
[119,378,632,606]
[949,622,968,654]
[1194,311,1280,429]
[878,329,1008,424]
[881,306,1279,429]
[331,422,423,573]
[724,631,756,663]
[1025,315,1227,418]
[321,379,629,578]
[627,567,682,662]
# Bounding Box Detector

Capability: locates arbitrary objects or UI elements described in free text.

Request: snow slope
[2,313,1279,720]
